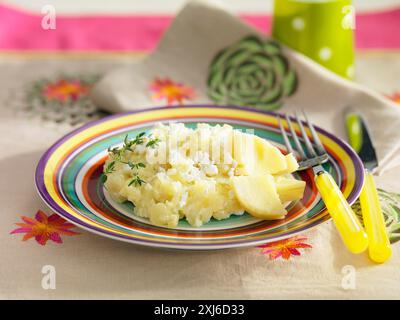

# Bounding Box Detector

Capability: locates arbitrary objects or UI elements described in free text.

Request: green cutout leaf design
[352,189,400,244]
[207,35,298,110]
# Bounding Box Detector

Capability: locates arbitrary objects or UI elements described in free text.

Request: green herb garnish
[146,137,161,149]
[107,147,123,160]
[123,132,146,151]
[124,161,146,170]
[128,175,146,187]
[102,131,159,186]
[102,161,116,183]
[101,173,108,184]
[104,161,116,174]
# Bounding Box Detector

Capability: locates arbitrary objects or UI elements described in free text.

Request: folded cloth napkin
[91,0,400,175]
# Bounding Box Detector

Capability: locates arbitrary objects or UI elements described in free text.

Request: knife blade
[344,108,392,263]
[345,109,378,171]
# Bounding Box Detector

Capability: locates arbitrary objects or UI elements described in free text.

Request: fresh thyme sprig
[103,131,160,187]
[104,161,116,174]
[125,161,146,187]
[107,131,148,160]
[123,161,146,170]
[123,132,146,151]
[107,146,120,154]
[128,175,146,187]
[146,137,161,149]
[101,161,116,183]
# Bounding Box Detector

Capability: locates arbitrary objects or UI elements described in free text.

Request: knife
[345,108,392,263]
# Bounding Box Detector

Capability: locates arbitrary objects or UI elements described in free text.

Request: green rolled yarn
[272,0,355,79]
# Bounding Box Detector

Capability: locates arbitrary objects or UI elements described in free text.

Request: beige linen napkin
[91,0,400,175]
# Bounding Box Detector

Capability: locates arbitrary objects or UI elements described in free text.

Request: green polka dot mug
[272,0,355,79]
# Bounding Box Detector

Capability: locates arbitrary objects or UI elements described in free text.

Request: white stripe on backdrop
[3,0,400,15]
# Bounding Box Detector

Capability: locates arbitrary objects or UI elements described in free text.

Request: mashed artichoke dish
[103,123,305,228]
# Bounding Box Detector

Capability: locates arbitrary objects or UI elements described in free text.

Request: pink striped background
[0,4,399,51]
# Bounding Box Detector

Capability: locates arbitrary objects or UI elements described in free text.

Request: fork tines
[277,111,328,171]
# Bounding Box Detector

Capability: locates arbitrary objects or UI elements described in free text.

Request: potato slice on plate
[275,176,306,202]
[275,153,299,175]
[253,136,288,174]
[232,174,287,220]
[232,133,289,175]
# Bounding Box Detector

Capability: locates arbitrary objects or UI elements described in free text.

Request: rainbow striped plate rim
[35,105,364,250]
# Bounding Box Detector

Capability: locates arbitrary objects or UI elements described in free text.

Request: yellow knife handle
[315,171,368,254]
[359,171,392,263]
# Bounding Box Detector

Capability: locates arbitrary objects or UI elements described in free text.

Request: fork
[278,111,369,254]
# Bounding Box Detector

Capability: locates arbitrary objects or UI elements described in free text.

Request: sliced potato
[232,175,286,219]
[232,133,291,176]
[274,153,299,175]
[275,176,306,202]
[254,136,287,174]
[284,153,299,173]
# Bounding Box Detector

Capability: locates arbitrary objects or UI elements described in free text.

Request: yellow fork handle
[315,171,368,254]
[359,171,392,263]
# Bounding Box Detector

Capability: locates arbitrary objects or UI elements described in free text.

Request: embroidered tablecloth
[0,50,399,299]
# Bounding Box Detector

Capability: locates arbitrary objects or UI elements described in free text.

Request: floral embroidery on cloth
[10,210,79,245]
[207,35,298,110]
[12,74,103,125]
[258,236,312,260]
[42,79,89,102]
[150,77,195,105]
[387,92,400,105]
[352,189,400,244]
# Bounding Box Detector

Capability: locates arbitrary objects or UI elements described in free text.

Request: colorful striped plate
[35,106,364,250]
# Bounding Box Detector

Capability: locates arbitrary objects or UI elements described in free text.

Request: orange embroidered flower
[43,79,89,103]
[258,236,312,260]
[387,92,400,105]
[150,77,195,105]
[10,210,79,245]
